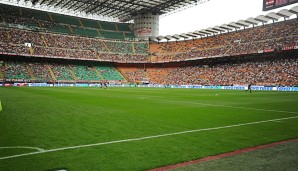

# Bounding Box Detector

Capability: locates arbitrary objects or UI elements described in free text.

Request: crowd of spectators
[28,62,52,80]
[0,8,298,62]
[50,63,73,81]
[143,55,298,86]
[0,4,149,63]
[152,19,298,62]
[98,53,149,62]
[120,67,147,83]
[96,66,123,81]
[0,43,28,55]
[134,42,149,54]
[0,59,121,82]
[2,61,31,80]
[0,6,297,64]
[1,54,297,85]
[69,65,101,81]
[0,26,149,62]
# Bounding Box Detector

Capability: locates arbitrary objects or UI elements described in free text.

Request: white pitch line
[0,115,298,161]
[0,146,44,152]
[149,98,298,114]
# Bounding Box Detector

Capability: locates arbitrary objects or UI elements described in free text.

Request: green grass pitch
[0,87,297,170]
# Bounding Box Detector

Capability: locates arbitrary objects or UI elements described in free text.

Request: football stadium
[0,0,297,170]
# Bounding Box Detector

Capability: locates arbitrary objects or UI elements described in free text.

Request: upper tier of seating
[0,26,148,60]
[0,2,297,63]
[0,4,134,40]
[150,19,298,62]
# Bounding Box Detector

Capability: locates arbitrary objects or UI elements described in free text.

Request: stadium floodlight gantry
[151,6,298,42]
[0,0,204,39]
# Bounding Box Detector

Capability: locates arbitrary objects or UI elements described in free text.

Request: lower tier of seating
[116,51,298,86]
[1,51,297,86]
[0,56,125,82]
[95,64,124,81]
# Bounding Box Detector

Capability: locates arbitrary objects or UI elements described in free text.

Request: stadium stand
[117,64,148,83]
[0,3,297,86]
[100,21,117,31]
[117,52,298,86]
[21,8,50,21]
[69,65,101,81]
[2,61,31,80]
[81,19,101,29]
[51,14,81,26]
[73,28,99,38]
[150,19,298,62]
[2,3,295,64]
[50,63,73,81]
[0,56,126,83]
[100,31,124,40]
[28,62,52,81]
[0,26,148,61]
[95,64,124,81]
[0,4,135,40]
[47,25,71,35]
[117,23,132,32]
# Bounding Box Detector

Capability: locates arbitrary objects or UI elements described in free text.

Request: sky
[159,0,297,36]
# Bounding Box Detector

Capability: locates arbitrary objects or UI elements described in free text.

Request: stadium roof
[1,0,200,22]
[150,6,298,42]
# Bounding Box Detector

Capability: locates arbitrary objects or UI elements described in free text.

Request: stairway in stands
[47,65,57,81]
[0,67,4,79]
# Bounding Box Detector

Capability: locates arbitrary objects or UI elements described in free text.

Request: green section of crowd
[0,57,125,82]
[95,65,124,81]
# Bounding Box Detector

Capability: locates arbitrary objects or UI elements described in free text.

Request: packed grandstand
[0,3,297,86]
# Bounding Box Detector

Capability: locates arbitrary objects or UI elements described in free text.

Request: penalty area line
[0,115,298,160]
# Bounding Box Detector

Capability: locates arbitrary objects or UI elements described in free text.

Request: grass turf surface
[0,87,297,170]
[172,140,298,171]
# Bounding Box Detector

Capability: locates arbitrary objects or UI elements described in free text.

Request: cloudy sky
[159,0,297,36]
